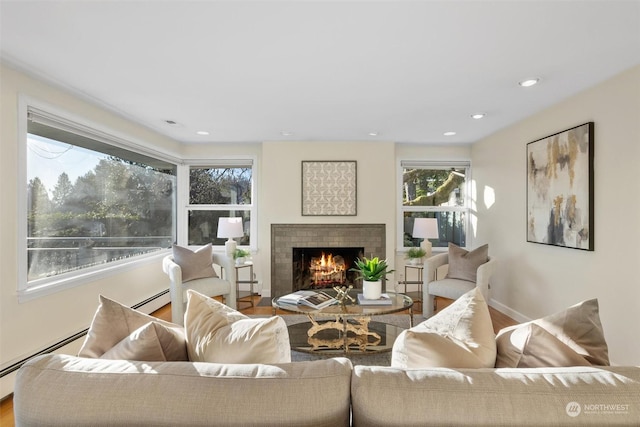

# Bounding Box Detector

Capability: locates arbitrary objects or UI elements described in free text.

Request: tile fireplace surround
[270,223,386,297]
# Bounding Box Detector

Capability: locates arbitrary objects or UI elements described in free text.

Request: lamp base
[225,239,237,257]
[420,240,433,259]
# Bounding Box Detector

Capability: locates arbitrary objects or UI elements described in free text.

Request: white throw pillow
[78,295,186,359]
[185,289,291,364]
[391,287,496,368]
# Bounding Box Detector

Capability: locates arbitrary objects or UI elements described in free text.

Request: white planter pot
[362,280,382,300]
[235,257,246,265]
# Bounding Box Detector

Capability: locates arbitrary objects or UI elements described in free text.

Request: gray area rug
[277,314,411,366]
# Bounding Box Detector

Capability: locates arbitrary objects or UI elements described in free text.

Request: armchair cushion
[172,244,218,282]
[78,295,186,360]
[445,243,488,282]
[185,290,291,364]
[496,298,609,368]
[391,287,496,368]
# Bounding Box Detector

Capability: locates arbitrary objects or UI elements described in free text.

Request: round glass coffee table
[272,289,413,354]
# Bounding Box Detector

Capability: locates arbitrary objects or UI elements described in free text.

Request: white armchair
[162,252,237,325]
[422,252,496,318]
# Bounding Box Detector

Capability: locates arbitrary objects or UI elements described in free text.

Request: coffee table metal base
[287,318,405,354]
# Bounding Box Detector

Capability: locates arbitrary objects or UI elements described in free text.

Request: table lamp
[217,217,244,257]
[412,218,439,258]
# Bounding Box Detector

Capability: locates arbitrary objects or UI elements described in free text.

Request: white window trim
[179,157,258,252]
[17,95,180,302]
[396,159,472,251]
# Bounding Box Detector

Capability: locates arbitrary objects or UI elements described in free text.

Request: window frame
[179,158,258,251]
[397,159,472,251]
[17,95,180,302]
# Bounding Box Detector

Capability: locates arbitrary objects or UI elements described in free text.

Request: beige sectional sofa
[14,353,640,426]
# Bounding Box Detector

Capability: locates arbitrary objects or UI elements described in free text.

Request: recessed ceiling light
[471,113,485,120]
[518,78,540,87]
[443,131,456,136]
[196,131,210,136]
[280,131,293,136]
[368,132,379,137]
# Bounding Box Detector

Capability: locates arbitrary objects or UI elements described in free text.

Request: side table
[396,264,423,304]
[235,262,257,308]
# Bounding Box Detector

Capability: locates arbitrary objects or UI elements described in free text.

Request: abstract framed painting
[302,161,357,216]
[527,122,594,251]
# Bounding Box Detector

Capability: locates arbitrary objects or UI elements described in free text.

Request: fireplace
[292,247,364,291]
[271,224,386,296]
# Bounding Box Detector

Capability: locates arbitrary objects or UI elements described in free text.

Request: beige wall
[0,64,181,397]
[472,65,640,365]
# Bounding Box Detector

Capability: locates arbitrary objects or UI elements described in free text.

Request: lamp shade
[412,218,438,239]
[217,217,244,239]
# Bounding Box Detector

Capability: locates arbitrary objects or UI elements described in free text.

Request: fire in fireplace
[292,247,364,291]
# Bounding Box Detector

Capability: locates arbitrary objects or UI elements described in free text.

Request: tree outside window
[401,163,469,249]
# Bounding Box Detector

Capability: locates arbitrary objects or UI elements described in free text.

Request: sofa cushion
[172,243,218,282]
[100,321,188,361]
[351,364,640,426]
[185,289,291,364]
[496,298,609,368]
[15,354,353,427]
[445,243,488,282]
[391,287,496,368]
[78,295,186,359]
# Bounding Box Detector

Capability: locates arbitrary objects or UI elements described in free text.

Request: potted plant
[233,248,251,265]
[405,247,426,265]
[349,256,395,300]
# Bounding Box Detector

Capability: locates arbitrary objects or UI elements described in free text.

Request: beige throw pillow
[78,295,186,359]
[495,298,609,368]
[172,244,218,282]
[391,287,496,369]
[101,321,188,361]
[446,243,488,282]
[185,289,291,364]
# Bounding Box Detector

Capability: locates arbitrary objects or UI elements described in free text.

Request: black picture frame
[526,122,594,251]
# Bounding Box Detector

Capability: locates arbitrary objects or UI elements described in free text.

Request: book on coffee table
[278,290,338,309]
[357,293,393,306]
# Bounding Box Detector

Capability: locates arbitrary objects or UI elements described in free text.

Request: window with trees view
[24,106,176,291]
[400,161,470,249]
[188,163,253,247]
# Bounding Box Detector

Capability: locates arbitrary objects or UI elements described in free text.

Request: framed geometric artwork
[527,122,594,251]
[302,161,357,216]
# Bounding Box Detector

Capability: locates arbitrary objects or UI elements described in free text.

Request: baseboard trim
[0,289,169,379]
[489,298,530,324]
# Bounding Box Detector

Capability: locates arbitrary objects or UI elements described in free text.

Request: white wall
[0,64,181,397]
[472,65,640,365]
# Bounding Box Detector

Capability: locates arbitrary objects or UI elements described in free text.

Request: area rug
[272,314,412,366]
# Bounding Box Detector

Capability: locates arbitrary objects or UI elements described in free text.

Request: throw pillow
[100,321,188,361]
[172,243,218,282]
[185,289,291,364]
[78,295,186,359]
[446,243,489,282]
[391,287,496,369]
[495,298,609,368]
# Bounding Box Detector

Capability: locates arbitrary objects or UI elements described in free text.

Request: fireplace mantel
[270,224,385,297]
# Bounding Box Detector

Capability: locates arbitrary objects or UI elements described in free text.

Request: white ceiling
[1,1,639,145]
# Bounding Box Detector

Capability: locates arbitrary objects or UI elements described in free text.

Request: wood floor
[0,295,516,426]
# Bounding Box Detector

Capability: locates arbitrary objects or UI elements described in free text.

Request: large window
[187,162,254,248]
[399,161,470,249]
[23,104,177,294]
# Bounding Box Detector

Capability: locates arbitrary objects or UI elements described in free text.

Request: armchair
[162,252,237,325]
[422,252,496,318]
